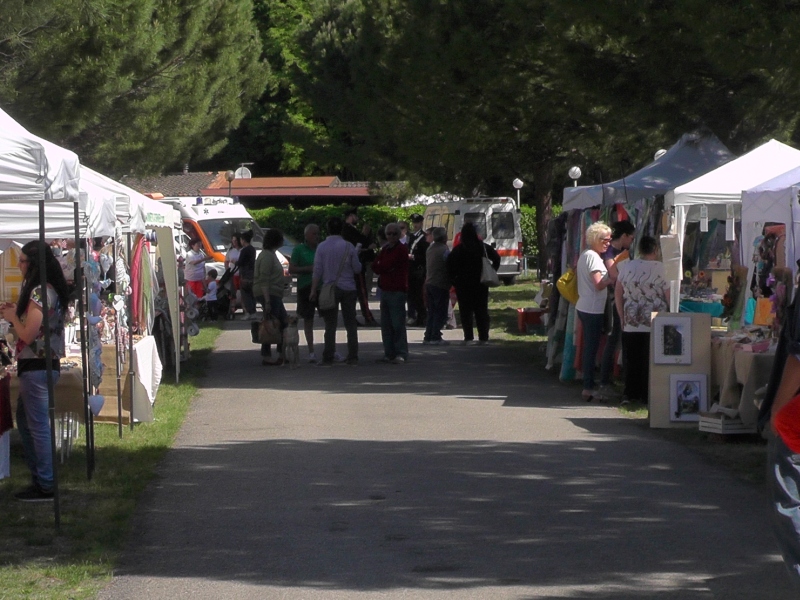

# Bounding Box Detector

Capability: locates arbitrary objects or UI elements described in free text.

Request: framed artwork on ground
[653,315,692,364]
[669,373,707,422]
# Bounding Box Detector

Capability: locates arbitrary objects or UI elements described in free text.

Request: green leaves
[0,0,269,176]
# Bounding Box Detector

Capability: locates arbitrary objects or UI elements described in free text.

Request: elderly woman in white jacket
[576,222,615,402]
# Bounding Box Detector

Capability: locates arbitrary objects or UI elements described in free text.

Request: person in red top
[761,295,800,588]
[372,222,410,363]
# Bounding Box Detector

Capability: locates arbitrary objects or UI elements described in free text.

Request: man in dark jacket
[407,213,429,327]
[342,209,378,326]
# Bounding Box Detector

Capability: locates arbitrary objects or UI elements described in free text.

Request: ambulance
[423,197,523,284]
[157,196,289,282]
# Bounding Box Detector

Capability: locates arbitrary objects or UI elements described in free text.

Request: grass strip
[0,322,222,599]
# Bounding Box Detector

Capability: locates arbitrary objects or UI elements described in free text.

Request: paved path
[99,305,795,599]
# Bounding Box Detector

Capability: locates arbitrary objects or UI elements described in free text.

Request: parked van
[423,197,522,284]
[158,196,289,283]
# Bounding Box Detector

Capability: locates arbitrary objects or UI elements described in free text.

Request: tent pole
[127,232,134,431]
[39,201,60,530]
[74,205,94,479]
[113,241,122,438]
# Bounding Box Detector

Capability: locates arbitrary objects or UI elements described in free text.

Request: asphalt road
[98,304,796,599]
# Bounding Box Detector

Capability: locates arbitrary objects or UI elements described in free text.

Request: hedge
[250,203,558,258]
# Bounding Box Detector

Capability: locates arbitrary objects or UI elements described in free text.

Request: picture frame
[669,373,707,422]
[653,315,692,365]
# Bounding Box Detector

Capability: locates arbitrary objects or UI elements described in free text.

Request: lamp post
[568,166,582,187]
[225,170,235,197]
[512,178,524,208]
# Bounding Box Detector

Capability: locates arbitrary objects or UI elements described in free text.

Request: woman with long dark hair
[1,241,70,501]
[446,222,500,345]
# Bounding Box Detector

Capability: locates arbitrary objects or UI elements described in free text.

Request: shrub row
[249,204,549,257]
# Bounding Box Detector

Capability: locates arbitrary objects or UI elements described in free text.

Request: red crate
[517,307,544,333]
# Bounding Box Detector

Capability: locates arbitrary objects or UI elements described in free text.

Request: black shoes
[14,485,54,502]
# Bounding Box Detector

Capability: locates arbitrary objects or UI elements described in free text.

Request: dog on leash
[282,315,301,369]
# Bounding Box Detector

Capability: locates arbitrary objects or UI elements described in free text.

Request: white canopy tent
[740,166,800,310]
[563,132,735,211]
[0,108,80,204]
[665,139,800,311]
[80,168,181,382]
[0,132,46,203]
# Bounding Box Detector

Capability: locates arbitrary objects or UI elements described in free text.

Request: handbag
[258,315,283,345]
[480,245,501,287]
[318,246,351,311]
[556,268,579,305]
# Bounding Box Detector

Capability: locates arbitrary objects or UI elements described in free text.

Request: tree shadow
[106,427,791,598]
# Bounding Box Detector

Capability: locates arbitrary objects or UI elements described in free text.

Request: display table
[709,336,775,427]
[9,361,85,421]
[95,336,160,425]
[718,349,774,426]
[9,361,86,461]
[680,300,724,317]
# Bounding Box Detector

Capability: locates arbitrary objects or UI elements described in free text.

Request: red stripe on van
[497,248,520,257]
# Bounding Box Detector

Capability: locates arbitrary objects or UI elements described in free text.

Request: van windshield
[201,218,265,251]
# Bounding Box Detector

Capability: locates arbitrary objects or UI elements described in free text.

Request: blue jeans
[424,284,449,342]
[577,310,604,391]
[769,433,800,589]
[380,291,408,359]
[17,370,60,492]
[320,288,358,363]
[601,303,620,386]
[256,294,287,357]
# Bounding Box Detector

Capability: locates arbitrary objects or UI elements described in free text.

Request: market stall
[665,139,800,312]
[0,106,82,521]
[549,132,735,381]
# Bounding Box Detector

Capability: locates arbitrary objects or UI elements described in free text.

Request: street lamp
[225,170,236,197]
[568,166,582,187]
[512,178,524,208]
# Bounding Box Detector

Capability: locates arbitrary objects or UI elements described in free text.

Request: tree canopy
[0,0,268,176]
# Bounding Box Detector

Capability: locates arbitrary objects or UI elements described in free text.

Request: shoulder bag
[258,314,283,345]
[318,246,351,311]
[480,245,501,287]
[556,268,579,305]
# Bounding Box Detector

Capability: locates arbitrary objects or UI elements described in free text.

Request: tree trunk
[532,161,554,275]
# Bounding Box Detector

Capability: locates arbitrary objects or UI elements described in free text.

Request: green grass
[486,275,545,342]
[0,323,222,599]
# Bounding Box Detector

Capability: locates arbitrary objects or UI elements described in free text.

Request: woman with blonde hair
[576,222,616,401]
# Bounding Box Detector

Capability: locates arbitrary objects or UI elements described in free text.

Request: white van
[157,196,290,283]
[423,197,523,284]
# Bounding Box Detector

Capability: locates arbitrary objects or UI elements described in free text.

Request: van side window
[492,212,515,239]
[441,214,455,240]
[464,213,487,239]
[424,211,456,240]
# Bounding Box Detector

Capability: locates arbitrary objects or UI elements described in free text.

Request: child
[199,269,219,321]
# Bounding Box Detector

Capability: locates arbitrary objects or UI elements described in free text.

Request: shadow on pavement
[111,423,788,598]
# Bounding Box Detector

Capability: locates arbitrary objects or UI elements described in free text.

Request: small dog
[282,315,301,369]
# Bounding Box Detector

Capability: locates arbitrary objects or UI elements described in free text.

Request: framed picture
[669,374,707,422]
[653,315,692,364]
